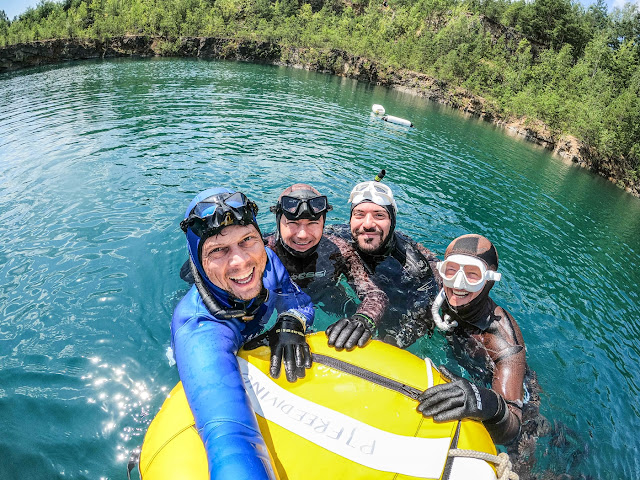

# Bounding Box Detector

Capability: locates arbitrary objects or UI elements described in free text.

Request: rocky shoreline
[1,35,637,197]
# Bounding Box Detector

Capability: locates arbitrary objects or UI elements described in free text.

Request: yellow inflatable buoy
[139,333,498,480]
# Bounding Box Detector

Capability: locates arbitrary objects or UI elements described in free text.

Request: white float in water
[382,115,414,128]
[372,104,386,115]
[371,104,413,127]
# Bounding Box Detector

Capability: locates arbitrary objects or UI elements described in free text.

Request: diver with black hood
[327,172,440,348]
[264,183,389,350]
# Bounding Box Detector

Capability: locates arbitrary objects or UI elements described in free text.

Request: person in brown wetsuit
[418,234,526,446]
[264,183,389,349]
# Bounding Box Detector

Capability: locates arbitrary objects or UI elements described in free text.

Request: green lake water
[1,58,639,479]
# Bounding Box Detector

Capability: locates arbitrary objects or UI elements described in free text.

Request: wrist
[280,309,307,332]
[483,394,508,425]
[352,313,376,331]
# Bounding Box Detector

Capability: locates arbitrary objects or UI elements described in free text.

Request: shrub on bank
[1,0,638,179]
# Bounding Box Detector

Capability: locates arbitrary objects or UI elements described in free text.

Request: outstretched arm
[325,235,389,349]
[172,304,277,480]
[330,235,389,325]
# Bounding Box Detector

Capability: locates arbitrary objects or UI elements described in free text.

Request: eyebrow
[354,208,387,214]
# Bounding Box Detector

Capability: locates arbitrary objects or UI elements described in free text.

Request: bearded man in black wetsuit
[264,184,389,350]
[326,177,440,348]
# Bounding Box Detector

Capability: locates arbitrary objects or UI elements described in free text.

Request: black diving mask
[270,195,332,220]
[180,192,259,238]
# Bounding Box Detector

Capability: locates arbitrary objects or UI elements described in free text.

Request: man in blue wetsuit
[327,177,441,348]
[171,187,314,480]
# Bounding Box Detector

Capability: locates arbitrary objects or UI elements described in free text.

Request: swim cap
[444,234,498,272]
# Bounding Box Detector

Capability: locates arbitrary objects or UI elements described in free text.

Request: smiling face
[444,285,483,307]
[440,255,488,307]
[201,224,267,301]
[350,202,391,253]
[279,217,324,253]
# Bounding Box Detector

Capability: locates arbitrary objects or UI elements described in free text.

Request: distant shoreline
[2,35,637,198]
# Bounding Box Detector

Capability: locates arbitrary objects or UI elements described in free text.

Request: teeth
[452,289,469,296]
[231,270,254,285]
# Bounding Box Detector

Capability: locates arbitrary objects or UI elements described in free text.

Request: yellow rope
[448,449,519,480]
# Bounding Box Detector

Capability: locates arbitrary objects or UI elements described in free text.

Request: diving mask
[180,192,259,238]
[270,194,332,220]
[348,181,397,212]
[437,254,501,293]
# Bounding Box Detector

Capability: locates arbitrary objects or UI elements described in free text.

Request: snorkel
[431,289,457,332]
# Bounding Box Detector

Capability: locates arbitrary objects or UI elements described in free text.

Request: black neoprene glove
[326,313,375,350]
[417,366,505,423]
[244,312,311,383]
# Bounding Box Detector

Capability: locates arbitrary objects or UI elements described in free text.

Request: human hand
[245,312,311,382]
[326,314,375,350]
[417,366,501,422]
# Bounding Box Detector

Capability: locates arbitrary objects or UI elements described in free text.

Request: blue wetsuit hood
[184,187,263,311]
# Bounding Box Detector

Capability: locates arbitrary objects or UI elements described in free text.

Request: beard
[353,227,385,252]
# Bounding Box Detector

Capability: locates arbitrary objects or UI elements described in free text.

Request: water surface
[1,58,639,479]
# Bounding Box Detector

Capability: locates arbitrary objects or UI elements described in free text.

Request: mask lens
[441,261,461,280]
[280,196,302,214]
[308,196,328,214]
[225,192,248,208]
[462,265,483,284]
[193,201,219,218]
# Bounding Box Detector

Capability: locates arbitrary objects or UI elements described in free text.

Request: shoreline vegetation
[1,0,638,197]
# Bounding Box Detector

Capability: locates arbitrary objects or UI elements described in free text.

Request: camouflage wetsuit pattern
[265,234,389,328]
[326,224,440,348]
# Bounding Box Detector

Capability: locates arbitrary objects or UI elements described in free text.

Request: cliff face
[1,36,637,197]
[0,36,155,70]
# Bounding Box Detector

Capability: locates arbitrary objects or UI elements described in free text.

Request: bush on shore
[1,0,639,180]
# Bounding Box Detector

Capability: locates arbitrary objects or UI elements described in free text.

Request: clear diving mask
[180,192,259,238]
[348,181,397,212]
[436,254,501,293]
